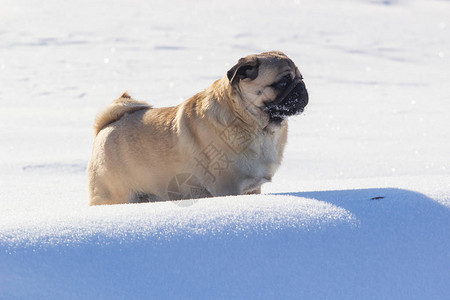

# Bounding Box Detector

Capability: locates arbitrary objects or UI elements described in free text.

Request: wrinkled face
[227,51,309,123]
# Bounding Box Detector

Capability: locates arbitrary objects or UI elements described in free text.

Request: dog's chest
[237,127,285,184]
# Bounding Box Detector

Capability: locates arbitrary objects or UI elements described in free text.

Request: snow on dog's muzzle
[264,77,309,123]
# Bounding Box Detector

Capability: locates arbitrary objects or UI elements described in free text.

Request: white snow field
[1,0,450,298]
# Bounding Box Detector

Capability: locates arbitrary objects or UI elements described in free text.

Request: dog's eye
[272,75,292,90]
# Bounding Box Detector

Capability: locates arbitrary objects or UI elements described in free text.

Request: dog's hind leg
[88,176,133,205]
[132,192,163,203]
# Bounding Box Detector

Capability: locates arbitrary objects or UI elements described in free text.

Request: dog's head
[227,51,308,124]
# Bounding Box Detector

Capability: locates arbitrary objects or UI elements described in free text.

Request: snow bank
[1,195,356,247]
[2,189,449,299]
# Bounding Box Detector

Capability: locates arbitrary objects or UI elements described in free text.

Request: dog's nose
[288,80,308,109]
[298,81,308,107]
[264,78,309,123]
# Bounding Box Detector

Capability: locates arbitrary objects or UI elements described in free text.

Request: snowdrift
[2,189,449,298]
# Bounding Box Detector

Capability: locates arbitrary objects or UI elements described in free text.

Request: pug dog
[88,51,308,205]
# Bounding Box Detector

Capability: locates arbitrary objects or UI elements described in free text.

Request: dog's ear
[227,57,259,85]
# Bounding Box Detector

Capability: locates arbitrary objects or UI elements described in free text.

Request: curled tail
[94,92,152,136]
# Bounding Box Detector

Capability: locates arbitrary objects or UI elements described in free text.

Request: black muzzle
[264,77,309,123]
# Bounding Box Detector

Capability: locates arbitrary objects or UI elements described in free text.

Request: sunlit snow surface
[1,195,357,247]
[1,0,450,298]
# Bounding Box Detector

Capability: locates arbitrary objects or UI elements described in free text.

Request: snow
[1,0,450,298]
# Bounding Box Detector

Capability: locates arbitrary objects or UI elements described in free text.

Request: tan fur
[88,51,302,205]
[93,92,151,136]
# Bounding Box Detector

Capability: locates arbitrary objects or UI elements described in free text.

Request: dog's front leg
[245,187,261,195]
[212,177,243,197]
